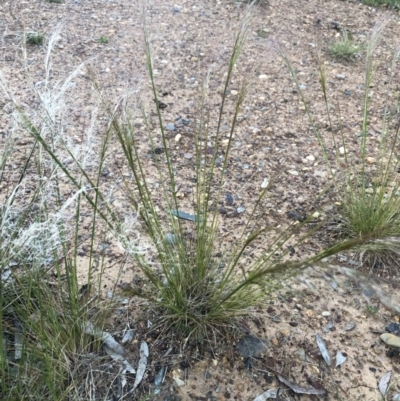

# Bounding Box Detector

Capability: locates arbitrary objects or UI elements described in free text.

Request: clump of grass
[282,17,400,272]
[103,6,362,341]
[3,5,363,347]
[26,32,45,46]
[362,0,400,10]
[47,0,62,3]
[328,30,362,62]
[98,36,109,44]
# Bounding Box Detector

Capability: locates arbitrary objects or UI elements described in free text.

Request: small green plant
[26,32,45,46]
[362,0,400,10]
[47,0,62,3]
[365,303,379,314]
[328,30,362,62]
[98,35,109,44]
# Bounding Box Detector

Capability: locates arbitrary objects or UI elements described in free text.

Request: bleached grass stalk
[0,26,120,400]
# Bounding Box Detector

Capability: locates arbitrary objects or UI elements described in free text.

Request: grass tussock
[26,32,45,46]
[362,0,400,10]
[282,17,400,272]
[328,30,363,62]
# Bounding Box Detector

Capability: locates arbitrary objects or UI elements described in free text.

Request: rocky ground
[1,0,400,400]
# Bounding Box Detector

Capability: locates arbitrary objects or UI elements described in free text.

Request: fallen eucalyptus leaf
[392,392,400,401]
[154,366,167,386]
[277,375,326,395]
[379,371,392,396]
[335,351,346,367]
[83,322,125,356]
[170,210,201,222]
[121,360,137,390]
[253,388,278,401]
[120,341,149,400]
[134,341,149,388]
[316,333,331,366]
[121,329,134,344]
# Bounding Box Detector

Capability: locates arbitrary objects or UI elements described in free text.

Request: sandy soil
[1,0,400,400]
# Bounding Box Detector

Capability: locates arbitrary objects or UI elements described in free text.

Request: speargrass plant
[2,5,363,348]
[281,17,400,272]
[103,5,364,341]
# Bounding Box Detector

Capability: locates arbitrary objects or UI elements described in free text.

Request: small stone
[314,170,327,178]
[225,193,234,206]
[272,316,282,323]
[288,170,299,176]
[380,333,400,349]
[385,322,400,335]
[231,90,238,96]
[166,124,175,131]
[323,322,334,333]
[336,74,346,80]
[237,383,244,392]
[299,84,307,90]
[175,134,182,142]
[339,146,345,154]
[174,377,185,386]
[344,321,356,331]
[306,309,314,317]
[293,348,308,362]
[322,311,331,317]
[183,153,193,159]
[366,157,376,164]
[191,57,198,62]
[306,155,315,162]
[311,365,320,374]
[271,338,279,346]
[289,321,298,327]
[237,335,269,358]
[344,89,352,96]
[312,211,320,218]
[259,74,268,79]
[237,206,245,214]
